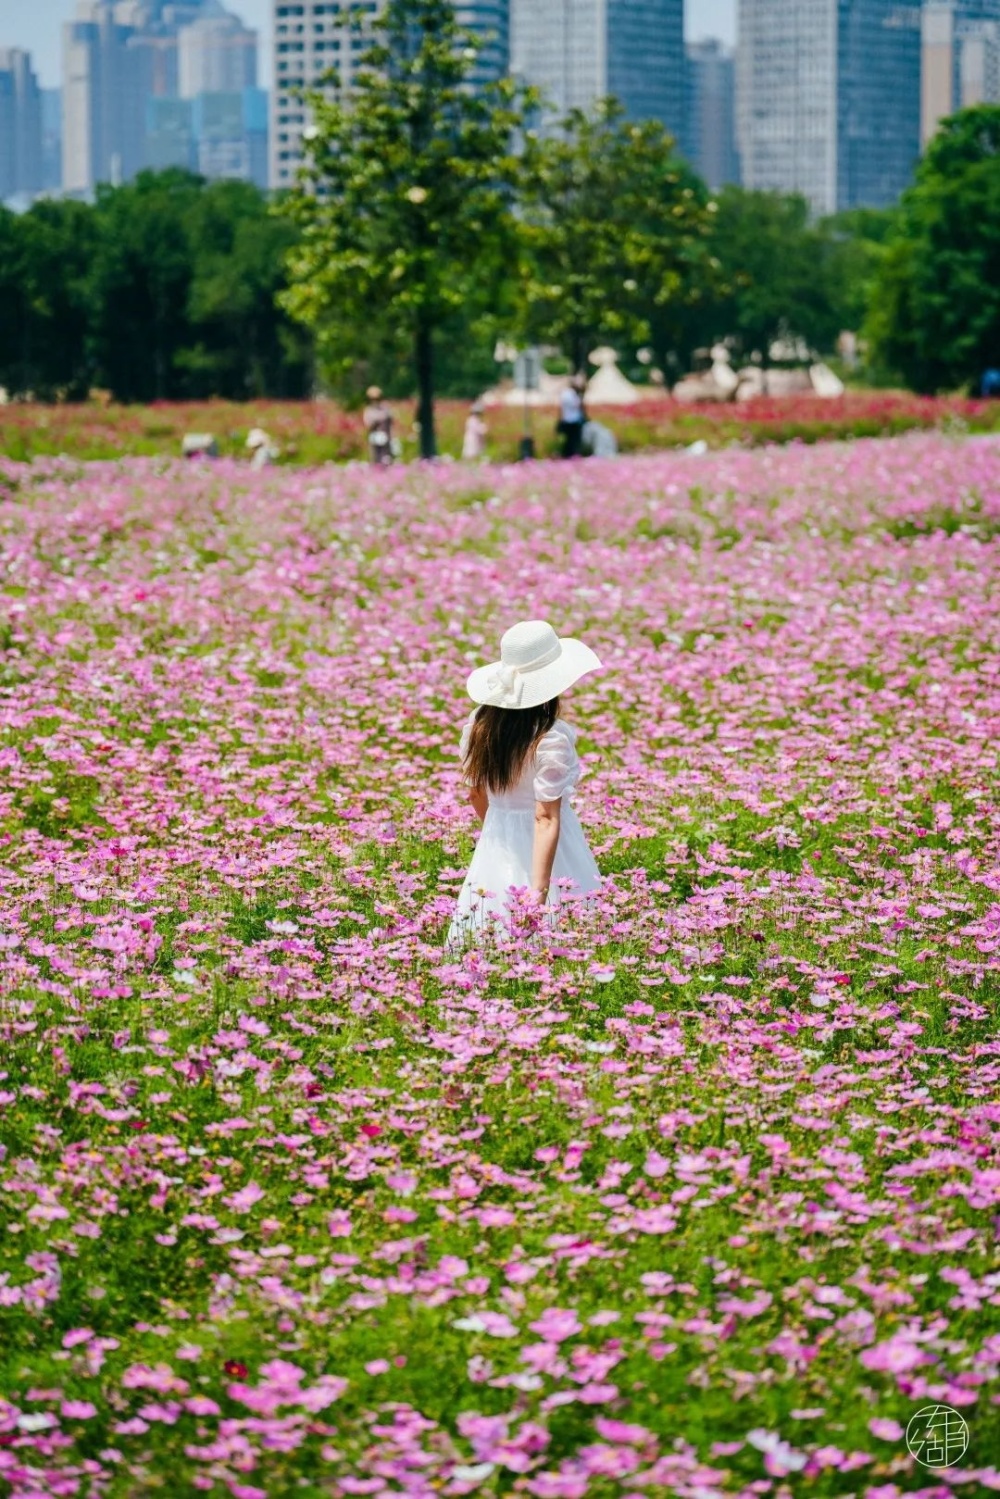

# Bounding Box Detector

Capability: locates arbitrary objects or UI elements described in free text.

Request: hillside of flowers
[3,391,1000,466]
[1,434,999,1498]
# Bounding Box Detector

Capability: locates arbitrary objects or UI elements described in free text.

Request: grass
[3,390,1000,467]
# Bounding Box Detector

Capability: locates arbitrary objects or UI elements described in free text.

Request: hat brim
[466,638,601,709]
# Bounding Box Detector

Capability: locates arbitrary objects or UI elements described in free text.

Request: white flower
[17,1413,57,1432]
[452,1314,487,1332]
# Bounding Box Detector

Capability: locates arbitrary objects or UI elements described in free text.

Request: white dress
[447,715,602,946]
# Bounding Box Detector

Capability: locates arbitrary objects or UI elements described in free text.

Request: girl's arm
[531,799,562,900]
[469,784,488,825]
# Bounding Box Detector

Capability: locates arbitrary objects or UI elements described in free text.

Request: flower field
[1,433,999,1497]
[2,392,1000,467]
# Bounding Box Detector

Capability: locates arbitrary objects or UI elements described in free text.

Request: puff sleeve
[532,726,580,803]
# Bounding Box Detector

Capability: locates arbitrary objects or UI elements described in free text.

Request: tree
[89,169,203,402]
[184,179,312,399]
[706,187,846,377]
[0,201,97,400]
[86,170,312,403]
[516,100,713,375]
[278,0,528,458]
[866,105,1000,393]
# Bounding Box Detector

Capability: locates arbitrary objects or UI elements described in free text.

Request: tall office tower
[737,0,921,215]
[194,88,269,186]
[41,88,63,191]
[922,1,1000,145]
[146,94,195,168]
[179,4,258,96]
[63,3,144,192]
[510,0,684,134]
[456,4,510,85]
[682,38,739,189]
[270,1,510,191]
[0,48,43,201]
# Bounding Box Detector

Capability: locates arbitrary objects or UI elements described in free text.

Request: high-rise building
[41,88,63,192]
[921,1,1000,145]
[194,87,269,187]
[63,1,178,192]
[682,38,739,189]
[179,3,258,97]
[270,1,510,191]
[146,95,195,169]
[0,48,43,201]
[457,4,510,86]
[61,0,266,193]
[736,0,922,215]
[510,0,684,135]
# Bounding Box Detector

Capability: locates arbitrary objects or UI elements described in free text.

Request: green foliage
[0,199,97,400]
[516,99,714,372]
[0,173,311,405]
[705,187,850,368]
[278,0,530,455]
[866,105,1000,392]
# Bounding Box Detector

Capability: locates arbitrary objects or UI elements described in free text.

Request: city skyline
[0,0,737,86]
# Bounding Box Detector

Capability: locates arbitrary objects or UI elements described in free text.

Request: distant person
[558,374,586,459]
[981,368,1000,399]
[582,418,618,458]
[246,427,279,469]
[363,386,394,466]
[462,399,489,461]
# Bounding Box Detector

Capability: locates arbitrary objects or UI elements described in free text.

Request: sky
[0,0,737,89]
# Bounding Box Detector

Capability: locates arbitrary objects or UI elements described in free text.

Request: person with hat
[447,620,603,947]
[363,386,394,466]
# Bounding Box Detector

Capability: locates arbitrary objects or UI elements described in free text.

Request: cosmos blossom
[0,434,997,1495]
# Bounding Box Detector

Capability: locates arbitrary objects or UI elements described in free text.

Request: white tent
[585,362,642,405]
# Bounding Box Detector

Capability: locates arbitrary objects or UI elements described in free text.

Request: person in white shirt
[558,375,586,458]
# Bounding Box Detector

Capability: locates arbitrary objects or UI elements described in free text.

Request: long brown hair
[463,698,560,793]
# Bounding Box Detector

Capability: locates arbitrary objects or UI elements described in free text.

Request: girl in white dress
[447,620,603,947]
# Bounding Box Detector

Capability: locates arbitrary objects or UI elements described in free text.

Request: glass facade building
[511,0,684,136]
[682,38,740,189]
[737,0,922,214]
[271,1,510,190]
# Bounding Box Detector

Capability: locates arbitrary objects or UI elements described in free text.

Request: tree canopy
[0,173,311,405]
[279,0,528,457]
[516,100,713,374]
[867,105,1000,393]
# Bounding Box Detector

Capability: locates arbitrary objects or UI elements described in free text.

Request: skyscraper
[922,0,1000,146]
[61,0,265,193]
[62,3,141,193]
[682,38,739,189]
[179,3,258,97]
[457,4,510,86]
[736,0,922,215]
[270,1,511,191]
[510,0,684,135]
[0,48,43,201]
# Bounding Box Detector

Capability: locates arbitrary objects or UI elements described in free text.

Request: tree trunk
[415,319,436,460]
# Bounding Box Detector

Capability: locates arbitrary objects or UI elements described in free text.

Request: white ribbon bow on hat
[485,662,524,707]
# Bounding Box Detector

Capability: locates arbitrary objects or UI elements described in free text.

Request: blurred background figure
[583,417,618,457]
[981,368,1000,399]
[558,375,586,458]
[462,398,488,460]
[363,386,394,466]
[246,427,280,468]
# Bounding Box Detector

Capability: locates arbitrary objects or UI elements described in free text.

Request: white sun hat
[466,620,601,710]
